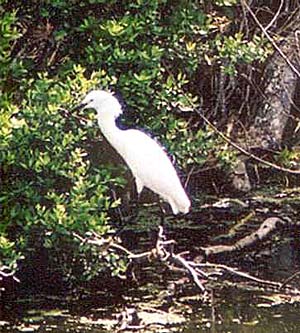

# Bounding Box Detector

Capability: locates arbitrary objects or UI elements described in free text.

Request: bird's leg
[158,201,167,226]
[135,177,143,197]
[110,185,140,240]
[128,176,143,219]
[119,177,142,224]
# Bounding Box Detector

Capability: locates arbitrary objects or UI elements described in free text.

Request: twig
[265,0,284,31]
[280,270,300,290]
[0,266,20,283]
[73,231,143,257]
[196,262,284,289]
[152,226,207,292]
[242,0,300,78]
[165,66,300,176]
[74,227,300,295]
[194,107,300,174]
[171,254,207,292]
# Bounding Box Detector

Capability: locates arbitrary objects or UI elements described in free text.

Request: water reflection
[2,289,300,333]
[183,289,300,333]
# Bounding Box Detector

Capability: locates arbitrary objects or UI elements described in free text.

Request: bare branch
[74,221,300,295]
[265,0,284,31]
[242,0,300,78]
[0,266,20,283]
[195,262,294,291]
[194,107,300,175]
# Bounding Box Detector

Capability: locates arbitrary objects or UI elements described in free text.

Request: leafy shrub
[0,66,124,281]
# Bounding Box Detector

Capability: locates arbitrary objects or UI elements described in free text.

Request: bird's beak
[72,102,87,112]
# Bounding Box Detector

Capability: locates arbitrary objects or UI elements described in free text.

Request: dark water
[183,291,300,333]
[184,307,300,333]
[1,295,300,332]
[2,285,300,333]
[2,201,300,333]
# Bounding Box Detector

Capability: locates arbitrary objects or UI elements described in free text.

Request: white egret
[78,90,191,214]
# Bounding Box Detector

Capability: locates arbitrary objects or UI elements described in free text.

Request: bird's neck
[97,114,123,149]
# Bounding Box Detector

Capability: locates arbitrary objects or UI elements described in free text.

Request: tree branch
[194,107,300,175]
[75,222,300,294]
[242,0,300,78]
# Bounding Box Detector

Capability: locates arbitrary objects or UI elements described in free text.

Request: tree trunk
[231,9,300,191]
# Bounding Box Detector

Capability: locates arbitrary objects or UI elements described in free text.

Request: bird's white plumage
[80,90,190,214]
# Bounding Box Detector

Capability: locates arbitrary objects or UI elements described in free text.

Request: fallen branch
[201,216,289,257]
[154,226,207,292]
[203,262,281,286]
[74,228,207,292]
[75,223,300,295]
[73,231,151,261]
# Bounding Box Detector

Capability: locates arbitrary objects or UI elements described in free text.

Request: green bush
[0,66,123,280]
[0,0,271,284]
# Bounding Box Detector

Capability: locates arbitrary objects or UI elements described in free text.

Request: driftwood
[201,216,289,257]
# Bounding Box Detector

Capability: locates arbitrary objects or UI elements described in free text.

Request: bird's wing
[121,129,179,183]
[120,129,190,214]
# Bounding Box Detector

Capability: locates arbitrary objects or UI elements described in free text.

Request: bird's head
[78,90,123,119]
